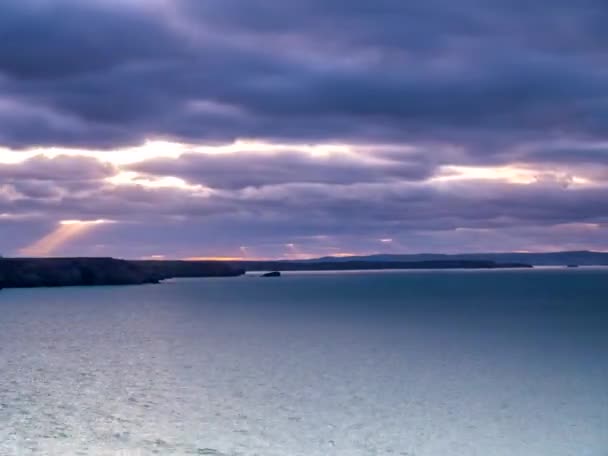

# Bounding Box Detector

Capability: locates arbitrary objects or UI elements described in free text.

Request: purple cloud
[0,0,607,256]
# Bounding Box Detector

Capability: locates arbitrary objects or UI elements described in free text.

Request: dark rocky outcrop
[261,271,281,277]
[0,258,245,289]
[0,258,160,288]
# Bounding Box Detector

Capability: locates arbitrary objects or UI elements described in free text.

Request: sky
[0,0,607,259]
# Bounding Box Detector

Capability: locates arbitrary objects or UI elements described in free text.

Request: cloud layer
[0,0,607,257]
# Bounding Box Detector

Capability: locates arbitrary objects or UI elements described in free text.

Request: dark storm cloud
[0,155,115,181]
[516,145,608,166]
[217,180,608,232]
[130,150,434,189]
[0,155,116,208]
[2,179,605,236]
[0,0,607,151]
[180,0,608,51]
[0,0,183,80]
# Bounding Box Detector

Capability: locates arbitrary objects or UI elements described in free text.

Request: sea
[0,268,607,456]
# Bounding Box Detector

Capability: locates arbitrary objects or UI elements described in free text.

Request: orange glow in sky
[184,256,246,261]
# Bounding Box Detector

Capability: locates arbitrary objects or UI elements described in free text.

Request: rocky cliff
[0,258,245,289]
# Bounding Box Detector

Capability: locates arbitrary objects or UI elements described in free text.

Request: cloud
[129,149,434,189]
[0,155,115,181]
[0,0,606,150]
[1,0,608,256]
[0,0,183,80]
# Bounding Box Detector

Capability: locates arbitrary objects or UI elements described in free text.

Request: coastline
[0,257,531,289]
[0,258,245,289]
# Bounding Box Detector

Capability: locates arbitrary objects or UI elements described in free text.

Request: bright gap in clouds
[0,140,355,166]
[0,141,186,165]
[433,165,593,186]
[106,171,210,192]
[60,219,113,226]
[1,139,597,190]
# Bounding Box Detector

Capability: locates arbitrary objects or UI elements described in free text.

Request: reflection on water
[0,269,607,455]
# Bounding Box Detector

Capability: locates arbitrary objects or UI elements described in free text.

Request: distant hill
[233,259,532,272]
[298,251,608,266]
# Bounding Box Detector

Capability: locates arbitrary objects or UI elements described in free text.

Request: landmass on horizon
[1,250,606,289]
[298,250,608,266]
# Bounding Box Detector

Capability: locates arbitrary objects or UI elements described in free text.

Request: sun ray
[19,220,113,257]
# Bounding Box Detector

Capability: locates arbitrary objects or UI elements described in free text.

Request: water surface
[1,269,607,455]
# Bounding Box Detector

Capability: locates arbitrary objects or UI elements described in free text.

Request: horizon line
[5,249,607,262]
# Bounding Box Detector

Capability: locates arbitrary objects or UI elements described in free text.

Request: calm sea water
[0,269,607,456]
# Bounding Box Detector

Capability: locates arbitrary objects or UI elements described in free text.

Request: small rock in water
[261,271,281,277]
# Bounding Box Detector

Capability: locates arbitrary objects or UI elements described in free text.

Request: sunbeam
[19,220,113,257]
